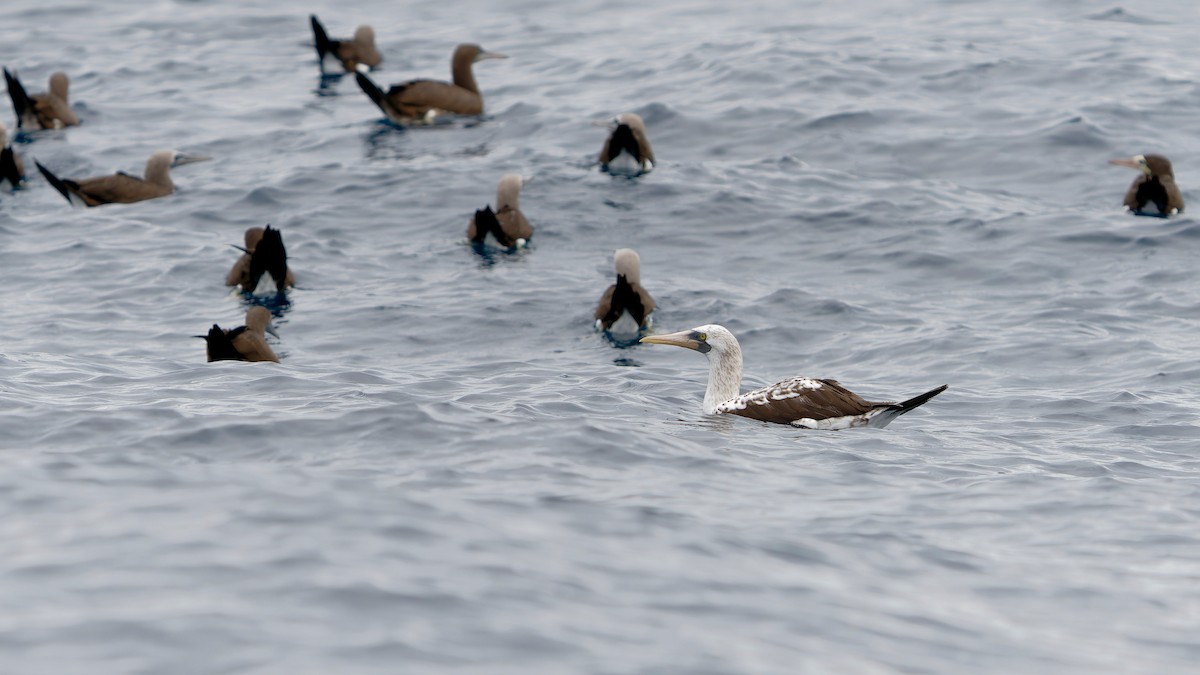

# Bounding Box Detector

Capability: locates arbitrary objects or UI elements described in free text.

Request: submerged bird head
[613,248,642,284]
[1109,153,1173,178]
[641,324,740,358]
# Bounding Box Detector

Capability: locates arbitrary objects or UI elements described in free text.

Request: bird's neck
[452,59,479,94]
[703,344,743,414]
[145,164,174,189]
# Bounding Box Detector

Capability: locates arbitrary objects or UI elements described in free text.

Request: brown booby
[467,174,531,247]
[595,248,655,334]
[36,149,209,207]
[4,68,79,130]
[597,113,654,175]
[355,43,506,124]
[199,306,279,363]
[310,15,381,73]
[641,324,947,429]
[1109,154,1184,215]
[227,226,295,293]
[0,122,24,189]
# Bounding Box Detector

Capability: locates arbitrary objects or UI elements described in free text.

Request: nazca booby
[4,68,79,130]
[1109,154,1184,215]
[595,248,655,334]
[641,324,947,429]
[36,150,209,207]
[198,306,279,363]
[355,43,506,124]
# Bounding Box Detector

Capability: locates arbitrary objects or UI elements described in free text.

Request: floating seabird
[4,68,79,130]
[310,15,381,73]
[36,149,209,207]
[595,248,655,334]
[0,122,24,189]
[355,43,507,124]
[641,324,947,429]
[1109,154,1184,215]
[227,226,295,293]
[198,306,279,363]
[597,113,654,175]
[467,174,531,247]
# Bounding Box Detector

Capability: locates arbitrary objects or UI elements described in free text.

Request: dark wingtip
[355,71,386,109]
[4,68,31,128]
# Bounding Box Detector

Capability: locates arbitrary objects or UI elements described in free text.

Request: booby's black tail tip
[893,384,949,414]
[249,225,289,290]
[4,67,32,128]
[310,15,333,59]
[35,160,73,203]
[1,146,22,187]
[355,71,386,110]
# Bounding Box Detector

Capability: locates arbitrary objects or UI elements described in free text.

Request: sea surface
[2,0,1200,672]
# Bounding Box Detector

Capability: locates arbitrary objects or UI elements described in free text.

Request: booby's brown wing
[594,284,617,322]
[715,377,879,425]
[1160,175,1185,213]
[384,80,483,118]
[71,172,170,205]
[1123,175,1147,211]
[226,252,252,287]
[32,93,78,128]
[231,328,279,363]
[496,206,532,242]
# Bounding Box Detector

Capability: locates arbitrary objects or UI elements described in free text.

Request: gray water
[3,0,1200,672]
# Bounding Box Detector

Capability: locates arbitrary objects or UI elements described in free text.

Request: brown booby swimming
[199,306,279,363]
[641,324,947,429]
[36,149,209,207]
[227,226,295,293]
[595,248,655,334]
[0,122,24,189]
[597,113,654,175]
[355,43,506,124]
[467,174,531,247]
[310,15,381,73]
[1109,154,1184,216]
[4,68,80,130]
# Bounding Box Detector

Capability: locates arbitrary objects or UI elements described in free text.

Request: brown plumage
[0,122,24,188]
[226,226,296,292]
[201,306,279,363]
[1109,154,1184,215]
[310,15,381,72]
[4,69,79,130]
[595,248,655,331]
[467,174,531,247]
[598,113,655,174]
[355,43,507,124]
[36,150,209,207]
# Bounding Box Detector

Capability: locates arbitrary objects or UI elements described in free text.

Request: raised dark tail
[203,324,244,362]
[868,383,948,428]
[4,68,33,129]
[470,205,503,245]
[35,160,74,204]
[0,146,22,186]
[355,71,390,115]
[601,274,646,328]
[604,124,641,164]
[249,225,289,291]
[310,15,334,61]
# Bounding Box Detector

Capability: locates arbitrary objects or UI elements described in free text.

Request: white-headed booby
[1109,154,1184,215]
[595,248,655,335]
[227,226,295,293]
[467,174,531,248]
[36,150,209,207]
[641,324,947,429]
[597,113,654,175]
[198,306,279,363]
[4,68,79,130]
[355,43,506,124]
[310,15,381,73]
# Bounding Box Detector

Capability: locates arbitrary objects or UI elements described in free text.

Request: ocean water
[3,0,1200,672]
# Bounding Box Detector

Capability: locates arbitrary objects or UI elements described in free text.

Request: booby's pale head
[613,248,642,284]
[168,150,212,168]
[456,43,508,63]
[48,71,70,99]
[641,324,738,355]
[1109,153,1173,177]
[243,226,265,252]
[354,25,376,45]
[245,306,277,337]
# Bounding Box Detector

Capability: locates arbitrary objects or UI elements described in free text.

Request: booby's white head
[613,248,642,284]
[641,324,743,413]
